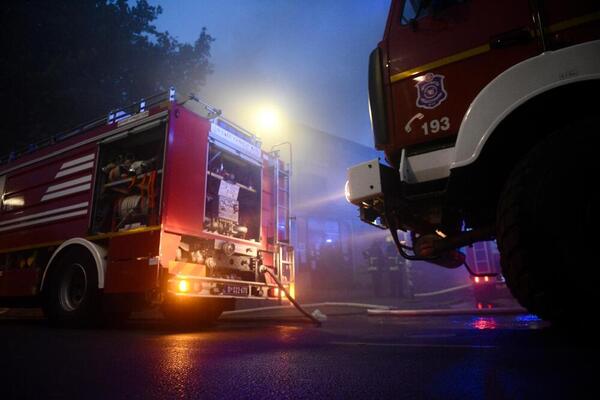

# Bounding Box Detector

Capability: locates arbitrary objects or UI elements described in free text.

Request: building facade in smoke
[276,124,383,293]
[269,124,472,299]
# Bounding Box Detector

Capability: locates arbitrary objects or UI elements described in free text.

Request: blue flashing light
[515,314,541,323]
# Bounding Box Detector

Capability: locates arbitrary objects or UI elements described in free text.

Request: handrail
[0,89,191,167]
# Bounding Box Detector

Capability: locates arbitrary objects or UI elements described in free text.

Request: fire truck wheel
[161,298,231,327]
[496,121,595,322]
[43,247,100,325]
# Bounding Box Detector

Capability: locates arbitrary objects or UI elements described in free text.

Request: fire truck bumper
[167,274,290,301]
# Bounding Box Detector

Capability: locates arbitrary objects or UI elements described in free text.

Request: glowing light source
[255,105,281,134]
[344,180,352,203]
[289,282,296,299]
[3,197,24,207]
[471,317,498,330]
[474,276,480,284]
[516,314,541,323]
[269,287,281,298]
[178,280,190,293]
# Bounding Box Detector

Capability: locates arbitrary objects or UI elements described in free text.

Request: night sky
[149,0,391,146]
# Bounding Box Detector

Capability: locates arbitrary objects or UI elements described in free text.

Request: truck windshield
[400,0,462,25]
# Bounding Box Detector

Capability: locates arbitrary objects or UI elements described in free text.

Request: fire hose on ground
[259,266,323,327]
[223,282,526,319]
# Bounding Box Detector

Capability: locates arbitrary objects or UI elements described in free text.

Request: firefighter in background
[385,236,413,298]
[364,240,384,296]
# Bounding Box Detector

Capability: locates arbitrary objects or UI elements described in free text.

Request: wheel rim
[58,263,88,312]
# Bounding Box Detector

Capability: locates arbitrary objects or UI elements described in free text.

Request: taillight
[178,279,190,293]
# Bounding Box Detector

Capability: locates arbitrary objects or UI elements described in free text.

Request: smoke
[150,0,391,146]
[144,1,477,306]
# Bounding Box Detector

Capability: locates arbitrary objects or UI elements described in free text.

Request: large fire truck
[0,90,294,325]
[346,0,599,319]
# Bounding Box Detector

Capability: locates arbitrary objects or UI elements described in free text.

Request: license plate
[221,284,249,296]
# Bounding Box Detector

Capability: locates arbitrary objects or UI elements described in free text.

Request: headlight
[344,180,351,203]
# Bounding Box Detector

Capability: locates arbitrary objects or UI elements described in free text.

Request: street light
[256,106,281,132]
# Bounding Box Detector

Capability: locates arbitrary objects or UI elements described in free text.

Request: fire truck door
[384,0,538,148]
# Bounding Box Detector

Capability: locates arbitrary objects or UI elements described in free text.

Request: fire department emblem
[415,73,448,109]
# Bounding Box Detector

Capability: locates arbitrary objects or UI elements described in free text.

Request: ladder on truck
[273,154,295,301]
[469,240,501,276]
[472,242,490,275]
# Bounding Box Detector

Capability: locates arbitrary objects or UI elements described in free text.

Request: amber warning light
[178,280,190,293]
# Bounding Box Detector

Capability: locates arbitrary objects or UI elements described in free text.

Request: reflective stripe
[46,175,92,193]
[0,202,88,226]
[389,12,600,83]
[55,162,94,178]
[0,209,87,233]
[41,183,91,201]
[390,44,490,83]
[60,153,95,170]
[547,11,600,34]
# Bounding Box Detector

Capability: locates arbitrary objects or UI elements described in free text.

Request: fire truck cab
[346,0,599,320]
[0,90,294,325]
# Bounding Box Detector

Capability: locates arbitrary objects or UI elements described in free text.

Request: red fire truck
[346,0,599,319]
[465,241,503,308]
[0,90,294,325]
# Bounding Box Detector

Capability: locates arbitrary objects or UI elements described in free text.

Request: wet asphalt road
[0,307,597,400]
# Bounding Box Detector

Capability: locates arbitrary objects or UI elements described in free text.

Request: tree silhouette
[0,0,214,155]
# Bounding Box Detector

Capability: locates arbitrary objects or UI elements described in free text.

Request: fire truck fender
[40,238,107,291]
[451,39,600,170]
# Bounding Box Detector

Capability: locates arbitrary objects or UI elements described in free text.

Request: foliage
[0,0,214,155]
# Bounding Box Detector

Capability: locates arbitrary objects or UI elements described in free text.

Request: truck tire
[496,121,595,321]
[43,247,100,325]
[162,297,232,327]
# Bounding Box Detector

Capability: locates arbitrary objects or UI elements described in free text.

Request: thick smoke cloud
[151,0,390,146]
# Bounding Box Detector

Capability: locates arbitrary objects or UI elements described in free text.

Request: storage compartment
[204,143,261,241]
[91,122,166,233]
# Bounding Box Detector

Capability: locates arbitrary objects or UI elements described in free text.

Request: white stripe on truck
[0,209,88,233]
[46,175,92,193]
[41,183,91,202]
[55,162,94,178]
[0,202,89,226]
[60,153,95,170]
